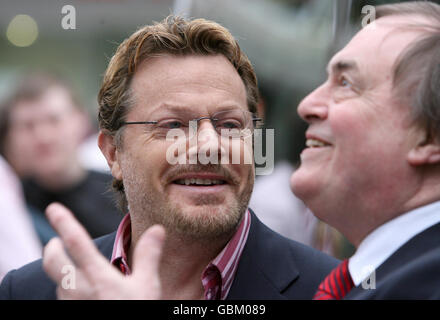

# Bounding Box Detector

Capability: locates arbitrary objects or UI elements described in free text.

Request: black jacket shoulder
[227,211,339,299]
[346,222,440,299]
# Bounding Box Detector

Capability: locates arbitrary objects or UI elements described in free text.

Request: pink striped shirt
[111,210,251,300]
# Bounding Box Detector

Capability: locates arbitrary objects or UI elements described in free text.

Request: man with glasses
[0,15,337,300]
[123,108,260,166]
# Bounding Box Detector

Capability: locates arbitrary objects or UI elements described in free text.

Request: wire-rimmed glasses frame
[120,109,263,139]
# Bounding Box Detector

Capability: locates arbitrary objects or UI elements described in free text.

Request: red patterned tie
[313,259,354,300]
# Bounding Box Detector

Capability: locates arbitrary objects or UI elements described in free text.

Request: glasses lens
[153,116,192,138]
[149,109,255,139]
[213,109,254,138]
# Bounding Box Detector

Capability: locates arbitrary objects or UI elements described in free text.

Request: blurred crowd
[0,73,122,280]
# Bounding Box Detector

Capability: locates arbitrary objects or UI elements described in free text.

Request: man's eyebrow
[326,60,359,75]
[147,103,246,116]
[147,103,191,115]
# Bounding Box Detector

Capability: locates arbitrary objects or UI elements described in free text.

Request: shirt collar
[348,200,440,286]
[111,209,251,299]
[111,213,132,274]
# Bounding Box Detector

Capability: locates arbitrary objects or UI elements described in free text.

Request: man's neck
[346,178,440,248]
[128,230,231,300]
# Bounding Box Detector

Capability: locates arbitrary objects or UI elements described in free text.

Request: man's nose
[190,119,226,164]
[196,118,220,146]
[297,83,329,123]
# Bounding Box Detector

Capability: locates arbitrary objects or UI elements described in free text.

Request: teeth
[306,139,329,148]
[175,179,225,186]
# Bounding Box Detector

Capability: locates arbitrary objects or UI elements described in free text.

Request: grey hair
[376,1,440,142]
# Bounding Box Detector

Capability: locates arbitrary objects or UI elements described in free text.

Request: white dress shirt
[348,200,440,286]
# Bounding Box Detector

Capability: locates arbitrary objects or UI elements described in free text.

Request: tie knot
[313,259,354,300]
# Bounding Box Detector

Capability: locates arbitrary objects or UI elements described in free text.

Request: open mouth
[170,171,230,188]
[305,138,332,148]
[173,178,227,186]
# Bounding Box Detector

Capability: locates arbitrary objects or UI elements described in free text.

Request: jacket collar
[96,231,117,260]
[227,210,300,299]
[100,210,300,299]
[344,222,440,299]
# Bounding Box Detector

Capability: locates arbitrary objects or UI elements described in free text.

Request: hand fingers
[45,202,109,275]
[131,225,165,287]
[42,237,75,285]
[43,238,81,300]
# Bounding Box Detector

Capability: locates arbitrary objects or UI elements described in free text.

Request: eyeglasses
[121,109,263,139]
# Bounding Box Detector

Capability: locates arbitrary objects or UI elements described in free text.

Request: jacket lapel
[95,231,117,260]
[99,215,301,299]
[227,211,299,299]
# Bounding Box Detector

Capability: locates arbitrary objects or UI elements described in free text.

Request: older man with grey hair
[290,1,440,299]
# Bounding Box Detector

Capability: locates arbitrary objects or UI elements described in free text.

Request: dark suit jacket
[345,222,440,299]
[0,211,338,300]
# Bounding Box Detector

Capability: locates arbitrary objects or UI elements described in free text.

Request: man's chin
[163,202,245,241]
[290,172,324,207]
[178,204,228,218]
[167,183,229,204]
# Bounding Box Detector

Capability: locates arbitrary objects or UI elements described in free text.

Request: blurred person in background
[0,155,42,281]
[0,73,122,244]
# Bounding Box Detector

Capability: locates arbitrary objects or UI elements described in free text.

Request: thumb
[131,225,166,283]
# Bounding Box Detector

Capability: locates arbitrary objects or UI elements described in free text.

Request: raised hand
[42,203,165,299]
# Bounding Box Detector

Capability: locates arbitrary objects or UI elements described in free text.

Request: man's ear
[98,131,122,180]
[407,134,440,166]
